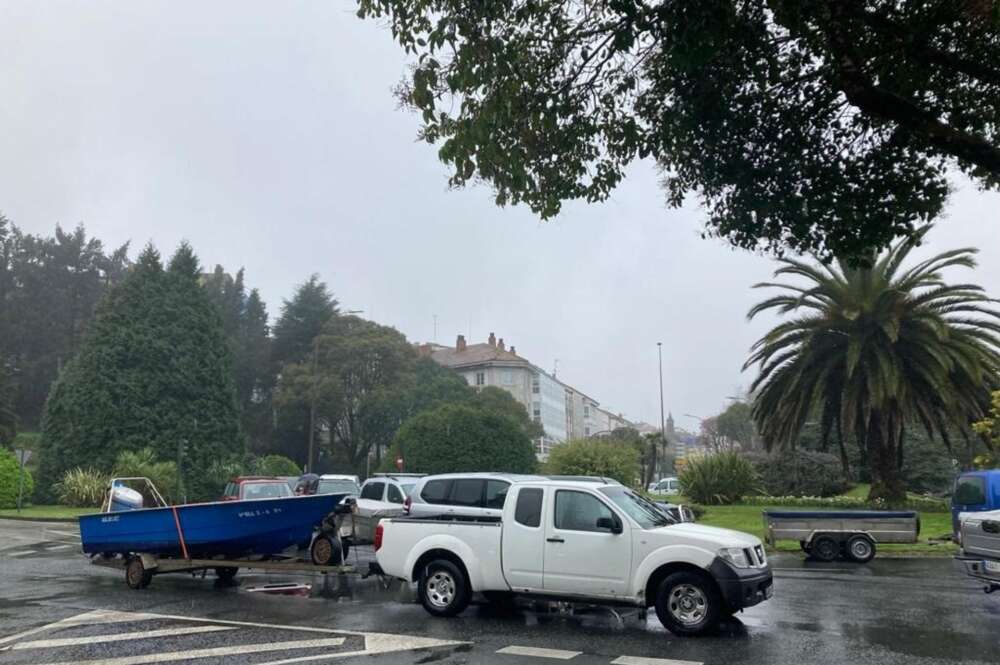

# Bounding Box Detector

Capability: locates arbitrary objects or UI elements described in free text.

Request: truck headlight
[718,547,751,569]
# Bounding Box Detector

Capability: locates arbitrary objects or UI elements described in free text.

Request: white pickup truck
[375,479,772,635]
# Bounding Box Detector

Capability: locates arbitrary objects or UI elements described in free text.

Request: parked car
[375,479,772,635]
[650,477,681,495]
[221,477,293,501]
[405,473,543,519]
[952,470,1000,539]
[955,509,1000,594]
[294,473,361,498]
[348,474,424,545]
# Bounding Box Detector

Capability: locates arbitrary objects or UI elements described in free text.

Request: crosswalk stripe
[35,637,347,665]
[6,551,33,557]
[12,625,236,649]
[497,646,582,659]
[611,657,703,665]
[45,545,72,551]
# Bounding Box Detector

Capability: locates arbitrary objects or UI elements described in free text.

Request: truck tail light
[403,496,412,515]
[374,523,384,552]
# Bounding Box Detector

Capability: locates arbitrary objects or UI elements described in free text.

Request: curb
[0,515,80,523]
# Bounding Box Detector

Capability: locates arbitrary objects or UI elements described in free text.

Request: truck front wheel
[418,560,470,617]
[654,571,722,636]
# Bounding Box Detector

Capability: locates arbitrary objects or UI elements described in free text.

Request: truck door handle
[546,537,564,543]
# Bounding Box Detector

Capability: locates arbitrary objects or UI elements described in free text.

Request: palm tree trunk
[866,413,907,505]
[835,417,850,479]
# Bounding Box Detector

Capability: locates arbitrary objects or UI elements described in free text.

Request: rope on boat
[171,505,190,560]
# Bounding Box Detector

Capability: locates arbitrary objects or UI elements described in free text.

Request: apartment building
[421,333,632,460]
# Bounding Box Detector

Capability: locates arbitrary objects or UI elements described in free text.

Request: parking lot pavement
[0,519,81,558]
[1,518,998,665]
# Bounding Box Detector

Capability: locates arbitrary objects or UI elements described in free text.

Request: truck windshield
[598,486,673,529]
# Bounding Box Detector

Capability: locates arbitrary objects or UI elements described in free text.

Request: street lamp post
[657,342,665,481]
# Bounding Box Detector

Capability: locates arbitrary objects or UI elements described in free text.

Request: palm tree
[745,227,1000,504]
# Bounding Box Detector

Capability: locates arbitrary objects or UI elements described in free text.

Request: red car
[221,476,294,501]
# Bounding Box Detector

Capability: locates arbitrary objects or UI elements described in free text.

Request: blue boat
[79,478,347,558]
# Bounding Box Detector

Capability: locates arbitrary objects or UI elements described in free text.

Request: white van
[405,472,543,519]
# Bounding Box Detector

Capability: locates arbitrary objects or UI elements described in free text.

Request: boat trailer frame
[91,551,357,589]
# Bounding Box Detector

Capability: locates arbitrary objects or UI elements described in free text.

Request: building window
[532,375,540,394]
[503,369,514,385]
[475,372,485,386]
[584,405,590,417]
[585,426,590,436]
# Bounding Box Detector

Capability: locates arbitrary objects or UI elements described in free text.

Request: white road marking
[12,625,236,649]
[6,550,33,557]
[45,545,72,551]
[0,610,113,647]
[611,657,703,665]
[36,638,347,665]
[1,609,469,664]
[253,634,468,664]
[497,645,582,659]
[45,530,80,538]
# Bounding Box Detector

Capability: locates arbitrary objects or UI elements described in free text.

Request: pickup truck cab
[375,480,772,635]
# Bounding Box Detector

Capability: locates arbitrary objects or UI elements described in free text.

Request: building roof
[431,343,530,369]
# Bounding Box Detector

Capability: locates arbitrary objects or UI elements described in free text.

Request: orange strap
[171,506,190,560]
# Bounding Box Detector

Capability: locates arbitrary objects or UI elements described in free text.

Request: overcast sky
[2,1,998,429]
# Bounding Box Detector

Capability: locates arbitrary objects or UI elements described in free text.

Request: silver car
[405,472,544,519]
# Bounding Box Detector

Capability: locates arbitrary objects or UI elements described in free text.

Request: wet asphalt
[0,519,997,665]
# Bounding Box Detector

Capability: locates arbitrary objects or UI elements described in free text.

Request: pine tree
[39,243,244,501]
[272,275,338,364]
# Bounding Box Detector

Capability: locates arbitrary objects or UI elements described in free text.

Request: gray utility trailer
[763,510,920,563]
[955,510,1000,594]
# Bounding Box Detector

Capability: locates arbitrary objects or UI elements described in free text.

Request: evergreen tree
[0,219,129,426]
[271,275,338,461]
[271,275,338,364]
[238,289,274,453]
[39,243,243,501]
[0,362,16,447]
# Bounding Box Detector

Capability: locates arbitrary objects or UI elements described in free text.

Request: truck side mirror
[597,516,623,534]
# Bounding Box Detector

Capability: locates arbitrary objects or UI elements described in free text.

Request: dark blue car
[952,470,1000,536]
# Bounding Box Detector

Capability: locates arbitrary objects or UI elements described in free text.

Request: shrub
[391,403,536,475]
[251,454,301,477]
[679,452,759,505]
[55,467,108,507]
[0,449,35,508]
[739,493,949,513]
[544,438,641,487]
[113,448,179,502]
[743,450,849,497]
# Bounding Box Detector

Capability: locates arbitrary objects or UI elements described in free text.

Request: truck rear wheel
[654,571,722,636]
[846,535,876,563]
[418,559,470,617]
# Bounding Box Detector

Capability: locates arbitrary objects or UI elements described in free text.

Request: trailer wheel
[311,534,343,566]
[811,535,840,562]
[846,535,876,563]
[125,557,152,590]
[215,566,238,581]
[654,571,722,636]
[418,559,470,617]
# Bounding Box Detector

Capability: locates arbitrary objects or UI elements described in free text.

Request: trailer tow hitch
[985,583,1000,595]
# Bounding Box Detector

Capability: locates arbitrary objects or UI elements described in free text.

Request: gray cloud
[2,1,997,428]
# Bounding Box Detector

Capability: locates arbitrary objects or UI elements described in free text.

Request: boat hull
[79,493,346,557]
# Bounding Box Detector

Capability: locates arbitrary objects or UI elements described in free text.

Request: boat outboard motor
[109,484,144,512]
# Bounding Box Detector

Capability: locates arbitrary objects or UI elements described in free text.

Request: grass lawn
[692,502,957,557]
[0,505,95,520]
